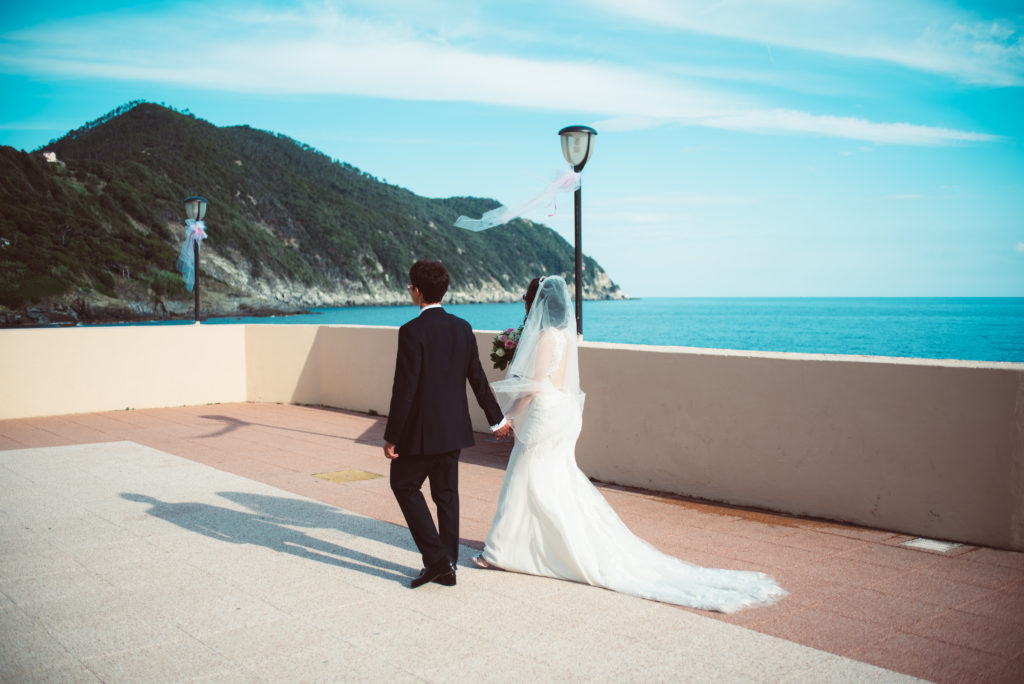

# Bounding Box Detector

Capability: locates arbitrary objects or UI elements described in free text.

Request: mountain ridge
[0,101,622,326]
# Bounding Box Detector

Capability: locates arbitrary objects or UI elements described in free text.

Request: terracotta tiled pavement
[2,403,1022,683]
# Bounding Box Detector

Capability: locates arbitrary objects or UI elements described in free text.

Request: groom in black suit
[384,260,510,588]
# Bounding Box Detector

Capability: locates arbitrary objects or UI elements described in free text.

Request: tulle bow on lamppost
[177,215,206,290]
[453,127,596,338]
[177,196,208,322]
[454,168,581,231]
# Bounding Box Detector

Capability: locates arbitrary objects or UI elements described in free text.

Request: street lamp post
[183,196,208,323]
[558,125,596,337]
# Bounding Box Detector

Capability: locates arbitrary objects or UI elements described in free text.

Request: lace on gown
[483,276,786,613]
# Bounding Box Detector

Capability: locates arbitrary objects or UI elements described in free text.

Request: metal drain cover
[314,470,384,483]
[899,537,963,553]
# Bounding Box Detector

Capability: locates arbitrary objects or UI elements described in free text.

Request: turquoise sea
[138,297,1024,363]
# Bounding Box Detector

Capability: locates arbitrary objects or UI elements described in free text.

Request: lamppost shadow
[195,412,385,446]
[195,411,512,469]
[120,491,417,583]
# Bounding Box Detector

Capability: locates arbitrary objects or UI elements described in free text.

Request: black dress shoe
[410,560,456,588]
[432,570,456,586]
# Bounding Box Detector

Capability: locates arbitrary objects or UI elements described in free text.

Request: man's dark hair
[409,260,450,303]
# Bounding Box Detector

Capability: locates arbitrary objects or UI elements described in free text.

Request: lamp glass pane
[560,132,590,166]
[184,198,207,220]
[561,132,585,166]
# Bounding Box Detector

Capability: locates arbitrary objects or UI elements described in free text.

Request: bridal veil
[491,276,584,437]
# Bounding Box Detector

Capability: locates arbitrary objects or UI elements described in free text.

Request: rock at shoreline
[0,296,309,328]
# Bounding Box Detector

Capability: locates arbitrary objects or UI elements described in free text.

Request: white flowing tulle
[454,168,580,231]
[176,219,206,291]
[483,279,785,613]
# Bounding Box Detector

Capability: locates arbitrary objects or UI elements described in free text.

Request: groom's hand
[384,442,399,460]
[494,424,513,440]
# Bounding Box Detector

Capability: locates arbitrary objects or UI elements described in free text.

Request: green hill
[0,101,622,326]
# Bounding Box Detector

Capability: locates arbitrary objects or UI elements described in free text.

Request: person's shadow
[120,492,416,583]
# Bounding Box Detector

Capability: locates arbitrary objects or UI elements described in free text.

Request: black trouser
[389,449,460,568]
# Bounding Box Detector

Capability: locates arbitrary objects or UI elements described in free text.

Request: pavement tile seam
[79,635,244,683]
[956,588,1024,627]
[0,647,86,682]
[239,651,420,683]
[959,548,1024,570]
[979,654,1024,684]
[750,605,894,658]
[866,570,1001,613]
[823,587,947,631]
[848,631,1003,683]
[904,609,1024,660]
[834,544,948,570]
[40,613,195,664]
[916,558,1024,591]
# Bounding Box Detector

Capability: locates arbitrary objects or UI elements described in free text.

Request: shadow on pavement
[121,491,415,583]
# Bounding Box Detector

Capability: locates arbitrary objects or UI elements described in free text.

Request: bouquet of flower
[490,326,523,371]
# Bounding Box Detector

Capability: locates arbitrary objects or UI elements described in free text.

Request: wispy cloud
[584,0,1024,86]
[697,110,996,145]
[1016,242,1024,253]
[596,193,758,208]
[0,10,733,113]
[0,122,69,131]
[0,3,1002,146]
[593,110,998,145]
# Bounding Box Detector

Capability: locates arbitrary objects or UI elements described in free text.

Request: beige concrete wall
[0,325,247,419]
[312,325,397,416]
[575,343,1024,551]
[3,322,1022,550]
[244,325,323,405]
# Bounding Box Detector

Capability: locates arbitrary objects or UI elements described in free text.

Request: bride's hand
[494,424,513,440]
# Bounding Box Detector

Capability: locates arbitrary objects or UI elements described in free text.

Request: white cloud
[697,109,998,145]
[0,4,1002,146]
[0,12,735,114]
[597,193,757,208]
[1015,242,1024,253]
[594,110,998,145]
[0,122,68,131]
[583,0,1024,86]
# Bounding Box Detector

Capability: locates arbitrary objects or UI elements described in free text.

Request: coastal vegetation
[0,101,621,325]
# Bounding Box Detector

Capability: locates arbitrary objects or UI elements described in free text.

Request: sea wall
[2,324,1022,551]
[0,325,247,418]
[575,342,1024,553]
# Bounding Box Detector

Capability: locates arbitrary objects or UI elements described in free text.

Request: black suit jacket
[384,307,504,457]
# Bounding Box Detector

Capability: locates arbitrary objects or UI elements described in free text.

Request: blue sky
[1,0,1022,297]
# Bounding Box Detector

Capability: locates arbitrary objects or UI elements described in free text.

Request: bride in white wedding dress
[473,276,785,613]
